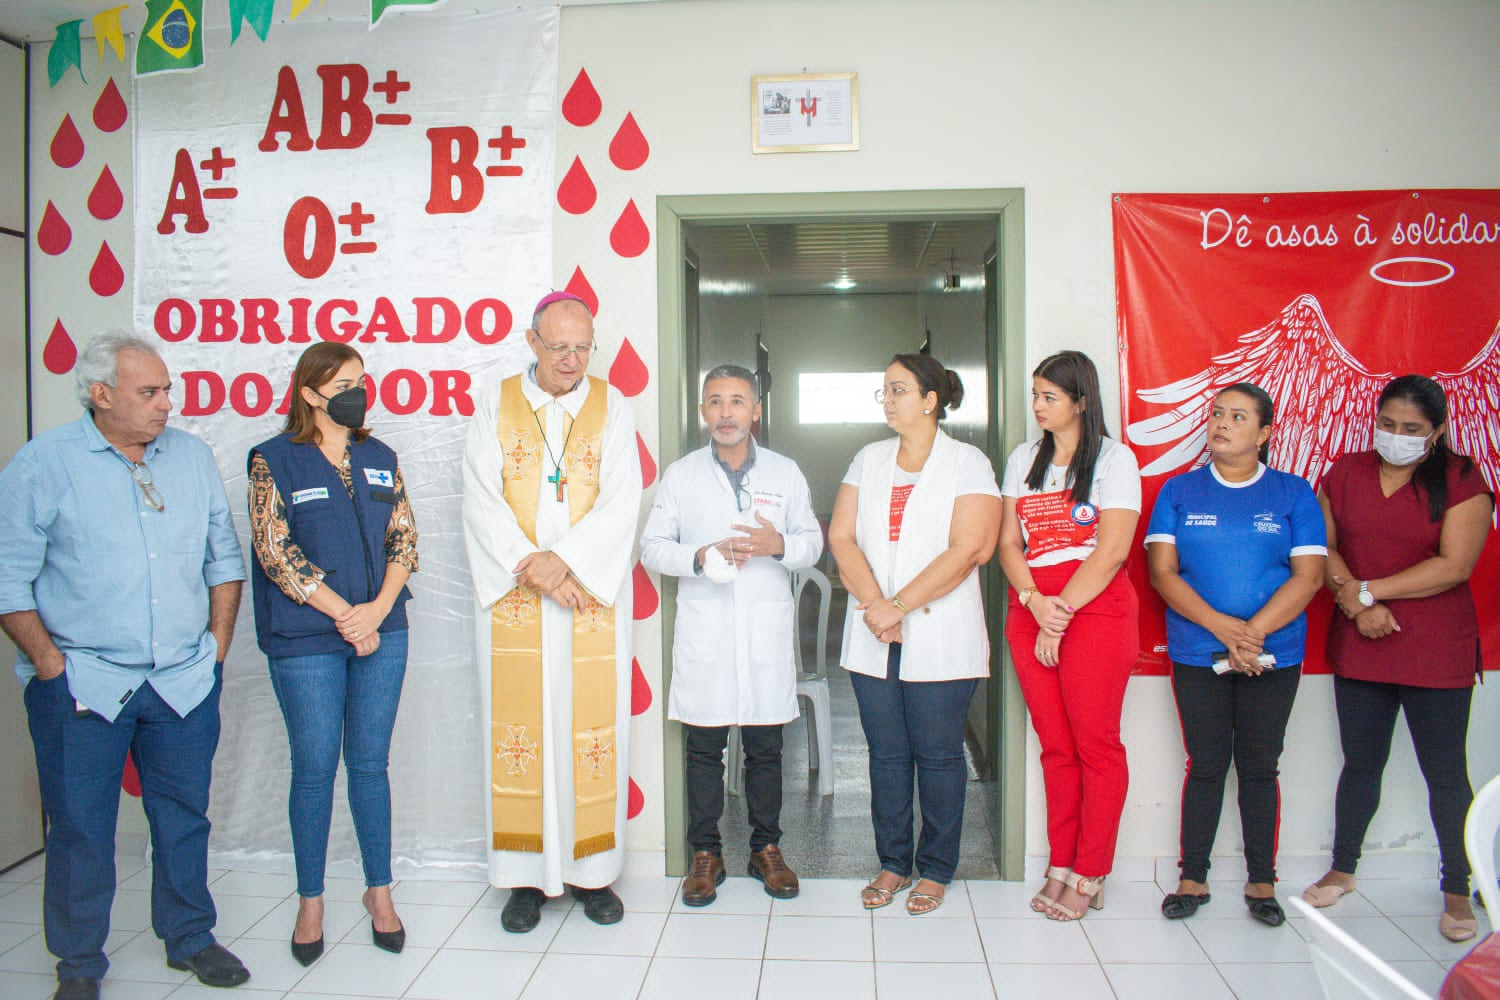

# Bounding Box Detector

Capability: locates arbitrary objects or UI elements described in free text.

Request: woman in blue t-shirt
[1145,383,1326,927]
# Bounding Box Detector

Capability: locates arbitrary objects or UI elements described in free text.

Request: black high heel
[290,935,324,966]
[371,923,406,954]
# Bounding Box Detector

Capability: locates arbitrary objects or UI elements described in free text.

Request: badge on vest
[364,468,395,488]
[291,487,329,504]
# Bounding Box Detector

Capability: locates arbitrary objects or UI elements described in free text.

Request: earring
[923,408,931,415]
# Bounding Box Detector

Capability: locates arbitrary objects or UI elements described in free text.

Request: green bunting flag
[136,0,205,75]
[371,0,445,27]
[47,20,85,87]
[229,0,275,44]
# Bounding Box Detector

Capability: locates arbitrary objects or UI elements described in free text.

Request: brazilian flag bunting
[136,0,204,75]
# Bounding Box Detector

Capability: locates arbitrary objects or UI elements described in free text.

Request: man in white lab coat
[640,365,823,906]
[461,292,642,934]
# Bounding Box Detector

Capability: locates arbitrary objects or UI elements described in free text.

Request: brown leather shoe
[681,850,726,907]
[748,844,799,899]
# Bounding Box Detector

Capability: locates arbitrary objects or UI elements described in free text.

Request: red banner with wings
[1114,189,1500,674]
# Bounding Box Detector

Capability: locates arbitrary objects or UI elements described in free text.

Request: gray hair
[702,364,759,401]
[75,333,163,411]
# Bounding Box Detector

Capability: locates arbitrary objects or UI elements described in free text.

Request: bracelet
[890,595,910,614]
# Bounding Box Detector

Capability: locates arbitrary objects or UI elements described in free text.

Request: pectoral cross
[548,465,566,502]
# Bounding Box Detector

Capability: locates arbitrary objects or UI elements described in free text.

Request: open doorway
[655,190,1028,881]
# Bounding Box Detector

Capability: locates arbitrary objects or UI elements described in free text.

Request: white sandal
[1044,872,1105,921]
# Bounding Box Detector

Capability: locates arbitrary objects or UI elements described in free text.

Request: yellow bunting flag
[93,5,129,64]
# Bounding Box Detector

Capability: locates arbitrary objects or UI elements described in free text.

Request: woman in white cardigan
[829,353,1002,916]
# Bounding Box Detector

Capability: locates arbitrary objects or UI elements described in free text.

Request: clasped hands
[1210,615,1268,674]
[1332,578,1400,639]
[337,600,388,656]
[1030,594,1074,668]
[699,513,785,568]
[516,550,589,610]
[857,596,904,645]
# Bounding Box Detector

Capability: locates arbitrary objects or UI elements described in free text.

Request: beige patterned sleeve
[248,452,327,604]
[384,467,420,573]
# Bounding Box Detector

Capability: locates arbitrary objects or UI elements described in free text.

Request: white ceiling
[686,217,996,297]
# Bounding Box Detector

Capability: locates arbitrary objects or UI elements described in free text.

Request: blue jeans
[268,630,408,897]
[850,644,979,885]
[26,663,223,982]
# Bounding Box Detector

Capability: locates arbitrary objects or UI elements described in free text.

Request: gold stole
[489,374,618,859]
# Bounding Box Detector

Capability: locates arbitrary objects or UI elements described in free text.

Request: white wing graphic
[1128,294,1390,488]
[1434,323,1500,502]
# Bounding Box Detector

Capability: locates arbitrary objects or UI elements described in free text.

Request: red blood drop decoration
[609,338,649,398]
[42,319,77,374]
[627,777,644,819]
[89,242,124,297]
[88,166,123,220]
[636,432,656,489]
[608,113,649,171]
[609,199,650,258]
[121,750,143,797]
[562,68,602,127]
[51,114,84,168]
[632,563,658,620]
[556,157,596,215]
[564,266,598,316]
[36,202,72,255]
[630,658,652,716]
[93,78,128,133]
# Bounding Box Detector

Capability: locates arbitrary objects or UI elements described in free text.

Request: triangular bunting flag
[47,20,85,87]
[93,5,129,64]
[289,0,320,20]
[229,0,275,43]
[136,0,205,76]
[371,0,446,27]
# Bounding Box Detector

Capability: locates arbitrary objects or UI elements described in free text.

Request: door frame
[654,189,1028,879]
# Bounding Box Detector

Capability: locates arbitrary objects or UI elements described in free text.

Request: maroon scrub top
[1323,451,1492,689]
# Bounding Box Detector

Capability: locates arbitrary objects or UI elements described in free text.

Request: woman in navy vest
[248,343,417,966]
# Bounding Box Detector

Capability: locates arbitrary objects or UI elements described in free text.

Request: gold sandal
[861,874,912,910]
[1030,866,1071,914]
[1044,872,1104,922]
[906,880,946,916]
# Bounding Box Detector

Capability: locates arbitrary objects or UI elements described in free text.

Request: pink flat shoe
[1302,879,1356,908]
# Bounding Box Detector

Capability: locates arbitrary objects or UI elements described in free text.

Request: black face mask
[317,385,367,429]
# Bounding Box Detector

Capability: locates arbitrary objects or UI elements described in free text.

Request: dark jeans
[268,630,408,897]
[684,723,783,854]
[1331,675,1473,896]
[26,664,223,983]
[1172,662,1301,885]
[849,643,978,885]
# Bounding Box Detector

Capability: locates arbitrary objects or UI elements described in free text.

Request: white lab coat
[640,443,823,726]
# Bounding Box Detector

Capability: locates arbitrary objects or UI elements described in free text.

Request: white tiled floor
[0,848,1489,999]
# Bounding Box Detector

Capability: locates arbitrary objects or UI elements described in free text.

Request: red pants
[1006,561,1138,879]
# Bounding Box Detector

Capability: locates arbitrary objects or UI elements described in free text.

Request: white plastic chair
[1287,895,1431,999]
[1466,772,1500,918]
[727,565,835,797]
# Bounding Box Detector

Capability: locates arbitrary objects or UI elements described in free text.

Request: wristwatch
[1356,581,1375,608]
[890,594,910,614]
[1018,588,1036,609]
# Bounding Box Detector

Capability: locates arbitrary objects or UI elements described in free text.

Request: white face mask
[1373,427,1430,467]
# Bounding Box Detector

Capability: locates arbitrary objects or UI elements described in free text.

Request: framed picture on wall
[751,72,859,153]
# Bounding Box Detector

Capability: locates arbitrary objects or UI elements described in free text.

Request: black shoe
[53,979,100,1000]
[570,884,624,925]
[1161,892,1211,919]
[372,921,406,954]
[167,942,251,987]
[1246,895,1286,927]
[501,887,547,934]
[290,935,324,966]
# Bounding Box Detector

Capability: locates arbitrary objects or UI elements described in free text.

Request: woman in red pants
[999,350,1141,921]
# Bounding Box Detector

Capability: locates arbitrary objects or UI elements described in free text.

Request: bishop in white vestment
[461,293,641,930]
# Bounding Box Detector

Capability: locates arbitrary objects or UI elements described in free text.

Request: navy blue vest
[249,433,411,657]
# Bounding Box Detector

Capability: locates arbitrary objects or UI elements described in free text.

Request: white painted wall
[17,0,1499,868]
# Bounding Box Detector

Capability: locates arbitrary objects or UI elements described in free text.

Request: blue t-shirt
[1145,463,1326,668]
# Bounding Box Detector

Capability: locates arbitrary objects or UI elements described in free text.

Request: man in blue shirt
[0,335,251,1000]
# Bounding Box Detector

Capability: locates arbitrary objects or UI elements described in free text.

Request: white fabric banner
[133,8,557,873]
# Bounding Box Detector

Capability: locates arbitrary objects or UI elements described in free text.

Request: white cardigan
[839,431,992,682]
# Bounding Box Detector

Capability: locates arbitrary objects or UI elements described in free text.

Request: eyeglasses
[130,461,164,512]
[874,385,912,404]
[536,337,595,360]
